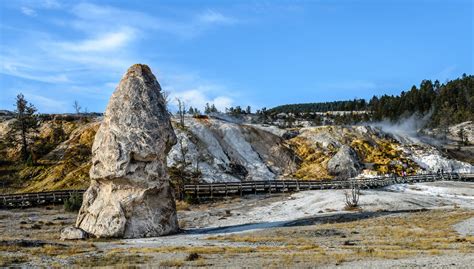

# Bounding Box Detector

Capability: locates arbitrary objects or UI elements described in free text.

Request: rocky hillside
[1,116,473,193]
[0,119,99,193]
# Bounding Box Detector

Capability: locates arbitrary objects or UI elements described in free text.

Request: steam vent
[75,64,179,238]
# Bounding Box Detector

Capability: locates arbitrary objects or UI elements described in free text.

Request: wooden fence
[1,173,473,208]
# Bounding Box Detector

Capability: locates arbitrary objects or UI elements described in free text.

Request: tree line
[266,74,473,127]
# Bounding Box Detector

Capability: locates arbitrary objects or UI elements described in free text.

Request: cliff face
[167,117,298,183]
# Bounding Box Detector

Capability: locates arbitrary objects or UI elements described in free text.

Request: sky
[0,0,472,113]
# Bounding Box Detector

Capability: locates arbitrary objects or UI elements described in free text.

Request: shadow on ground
[182,208,429,235]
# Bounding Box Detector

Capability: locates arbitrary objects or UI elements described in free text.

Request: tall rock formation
[75,64,178,238]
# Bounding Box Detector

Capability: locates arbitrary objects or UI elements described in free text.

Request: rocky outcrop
[167,117,299,182]
[327,145,362,178]
[75,64,179,238]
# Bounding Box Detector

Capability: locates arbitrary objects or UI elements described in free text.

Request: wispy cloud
[169,89,234,112]
[20,7,37,16]
[197,9,236,24]
[160,71,237,112]
[1,1,241,112]
[24,93,67,112]
[54,28,135,52]
[1,60,70,83]
[70,2,237,39]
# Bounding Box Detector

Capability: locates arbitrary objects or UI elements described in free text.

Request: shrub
[344,180,360,209]
[184,193,199,205]
[64,193,83,212]
[185,252,200,261]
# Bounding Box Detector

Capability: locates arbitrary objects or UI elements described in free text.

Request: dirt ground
[0,181,473,268]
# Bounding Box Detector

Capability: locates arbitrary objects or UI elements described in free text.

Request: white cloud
[70,3,236,39]
[21,7,37,16]
[1,61,70,83]
[1,2,242,112]
[159,70,240,112]
[24,93,67,112]
[197,10,236,24]
[213,96,234,110]
[55,28,135,52]
[170,89,234,112]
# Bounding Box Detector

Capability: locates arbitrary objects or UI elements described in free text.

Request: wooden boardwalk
[1,173,473,208]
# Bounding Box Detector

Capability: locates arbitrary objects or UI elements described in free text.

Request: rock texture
[327,145,362,178]
[167,117,299,182]
[60,227,87,240]
[75,64,179,238]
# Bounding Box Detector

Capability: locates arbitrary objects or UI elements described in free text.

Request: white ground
[119,181,474,248]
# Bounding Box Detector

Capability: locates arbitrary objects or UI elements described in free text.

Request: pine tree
[6,94,39,162]
[204,103,211,114]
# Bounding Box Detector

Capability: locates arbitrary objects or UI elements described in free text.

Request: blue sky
[0,0,472,113]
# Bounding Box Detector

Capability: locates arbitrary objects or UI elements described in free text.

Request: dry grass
[126,245,260,255]
[73,252,151,267]
[204,209,474,265]
[176,200,191,211]
[2,207,472,267]
[206,235,287,243]
[0,254,28,267]
[160,259,185,267]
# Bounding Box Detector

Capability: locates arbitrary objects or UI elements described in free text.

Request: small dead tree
[176,98,186,127]
[73,100,82,115]
[162,90,170,107]
[344,180,360,209]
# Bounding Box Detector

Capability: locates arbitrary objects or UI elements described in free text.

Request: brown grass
[205,209,474,265]
[176,200,191,211]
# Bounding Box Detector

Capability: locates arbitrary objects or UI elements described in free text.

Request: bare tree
[162,90,170,105]
[73,100,82,115]
[344,179,360,209]
[176,98,186,127]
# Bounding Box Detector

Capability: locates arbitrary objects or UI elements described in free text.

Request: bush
[64,193,83,212]
[184,193,199,205]
[344,180,360,210]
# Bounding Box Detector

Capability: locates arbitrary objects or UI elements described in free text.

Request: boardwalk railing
[1,173,473,208]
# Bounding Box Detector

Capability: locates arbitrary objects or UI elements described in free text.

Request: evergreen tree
[204,103,211,114]
[210,104,218,113]
[6,94,39,162]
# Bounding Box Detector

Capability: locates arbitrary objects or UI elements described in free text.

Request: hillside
[1,115,472,193]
